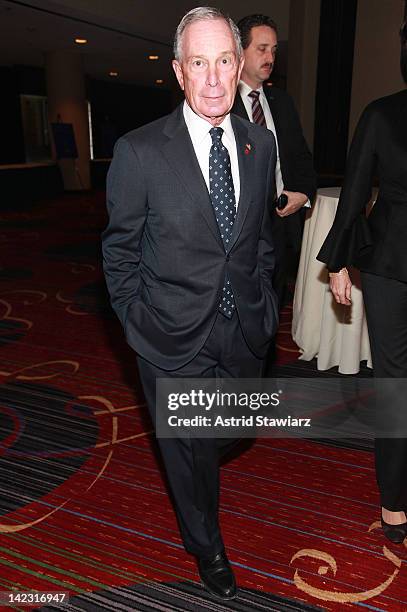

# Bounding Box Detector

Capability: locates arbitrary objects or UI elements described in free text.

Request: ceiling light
[149,55,159,60]
[156,79,164,84]
[75,38,87,44]
[109,71,118,77]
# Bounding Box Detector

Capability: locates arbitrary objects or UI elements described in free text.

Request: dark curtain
[313,0,358,177]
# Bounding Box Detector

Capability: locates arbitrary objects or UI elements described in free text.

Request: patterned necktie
[248,90,267,127]
[209,127,236,318]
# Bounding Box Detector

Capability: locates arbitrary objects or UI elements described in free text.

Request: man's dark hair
[400,20,407,84]
[237,14,278,50]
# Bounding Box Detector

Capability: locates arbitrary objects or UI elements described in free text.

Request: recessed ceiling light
[109,71,118,77]
[75,38,87,44]
[149,55,159,60]
[265,82,273,87]
[156,79,164,84]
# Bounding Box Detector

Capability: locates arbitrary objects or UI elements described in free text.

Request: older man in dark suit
[232,14,317,309]
[102,7,278,600]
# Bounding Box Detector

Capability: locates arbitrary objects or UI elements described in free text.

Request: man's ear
[172,60,185,91]
[237,55,245,82]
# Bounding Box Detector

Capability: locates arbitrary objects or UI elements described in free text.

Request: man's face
[172,18,244,126]
[241,25,278,89]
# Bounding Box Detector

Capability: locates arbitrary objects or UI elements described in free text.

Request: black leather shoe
[381,517,407,544]
[198,551,237,599]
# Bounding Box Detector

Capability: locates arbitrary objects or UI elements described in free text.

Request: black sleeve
[101,137,148,327]
[280,93,317,203]
[317,104,377,270]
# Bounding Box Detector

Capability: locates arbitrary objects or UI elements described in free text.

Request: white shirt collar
[182,100,240,206]
[183,101,234,145]
[238,80,264,98]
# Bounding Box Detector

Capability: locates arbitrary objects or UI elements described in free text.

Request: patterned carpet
[0,192,406,611]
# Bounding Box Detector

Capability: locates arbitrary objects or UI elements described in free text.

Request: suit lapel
[264,89,282,140]
[161,107,224,248]
[228,115,253,251]
[161,107,255,252]
[232,92,250,122]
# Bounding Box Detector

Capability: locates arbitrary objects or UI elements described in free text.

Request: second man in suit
[232,14,316,308]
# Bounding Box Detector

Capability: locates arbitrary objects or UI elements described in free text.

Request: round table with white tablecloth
[292,187,372,374]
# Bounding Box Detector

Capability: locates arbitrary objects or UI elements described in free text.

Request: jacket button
[226,254,230,262]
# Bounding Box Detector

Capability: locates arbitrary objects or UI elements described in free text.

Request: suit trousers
[263,208,306,377]
[361,272,407,510]
[271,208,306,309]
[136,312,263,558]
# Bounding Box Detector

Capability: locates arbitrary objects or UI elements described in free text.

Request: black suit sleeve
[258,138,279,324]
[102,137,147,327]
[317,104,376,270]
[281,93,316,202]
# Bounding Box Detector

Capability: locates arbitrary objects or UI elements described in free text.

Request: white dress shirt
[183,101,240,207]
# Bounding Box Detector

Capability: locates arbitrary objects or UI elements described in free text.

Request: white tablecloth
[292,187,372,374]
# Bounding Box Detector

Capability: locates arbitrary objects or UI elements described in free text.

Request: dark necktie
[209,127,236,318]
[248,90,267,127]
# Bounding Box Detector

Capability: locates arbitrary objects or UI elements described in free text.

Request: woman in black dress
[318,21,407,544]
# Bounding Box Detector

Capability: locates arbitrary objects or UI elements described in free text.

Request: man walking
[232,14,316,309]
[102,7,278,600]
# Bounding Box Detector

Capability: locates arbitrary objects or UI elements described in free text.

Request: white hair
[173,6,242,62]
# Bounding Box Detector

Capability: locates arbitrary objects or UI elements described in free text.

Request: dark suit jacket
[102,104,278,370]
[231,86,316,202]
[318,89,407,282]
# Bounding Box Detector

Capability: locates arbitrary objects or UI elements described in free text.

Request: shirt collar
[183,101,234,145]
[239,80,264,98]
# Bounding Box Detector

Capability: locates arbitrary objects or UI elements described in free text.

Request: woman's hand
[329,268,352,305]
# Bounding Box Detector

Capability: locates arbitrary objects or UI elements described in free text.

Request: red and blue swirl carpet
[0,192,406,611]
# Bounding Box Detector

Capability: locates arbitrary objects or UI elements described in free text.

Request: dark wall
[313,0,358,176]
[0,64,173,165]
[15,65,47,96]
[1,165,63,209]
[0,67,25,164]
[88,79,173,158]
[0,65,47,165]
[0,64,173,201]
